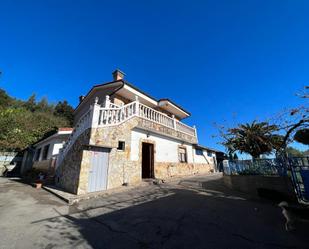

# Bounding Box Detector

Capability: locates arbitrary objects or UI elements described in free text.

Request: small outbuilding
[20,128,72,175]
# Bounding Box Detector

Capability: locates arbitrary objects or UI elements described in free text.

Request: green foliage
[0,89,13,108]
[222,121,281,159]
[54,100,74,125]
[24,94,37,112]
[37,97,53,113]
[0,88,74,151]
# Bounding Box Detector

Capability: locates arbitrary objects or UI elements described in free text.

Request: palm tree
[223,121,281,159]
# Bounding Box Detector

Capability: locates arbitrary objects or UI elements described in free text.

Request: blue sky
[0,0,308,153]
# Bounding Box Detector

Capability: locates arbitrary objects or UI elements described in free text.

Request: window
[207,151,213,157]
[42,144,50,160]
[179,147,187,163]
[35,148,41,161]
[195,149,203,155]
[117,141,125,151]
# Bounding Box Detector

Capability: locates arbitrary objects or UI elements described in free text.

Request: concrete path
[0,174,308,249]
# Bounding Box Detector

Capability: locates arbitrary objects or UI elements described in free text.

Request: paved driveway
[0,174,308,249]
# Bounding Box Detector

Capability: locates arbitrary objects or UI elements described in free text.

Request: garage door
[88,147,110,192]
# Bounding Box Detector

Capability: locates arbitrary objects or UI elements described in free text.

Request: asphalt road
[0,174,308,249]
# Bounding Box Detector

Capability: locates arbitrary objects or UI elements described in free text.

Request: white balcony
[96,97,197,137]
[56,96,197,168]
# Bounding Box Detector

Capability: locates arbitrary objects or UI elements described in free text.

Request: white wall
[34,138,66,161]
[52,140,65,155]
[193,148,216,164]
[130,129,194,163]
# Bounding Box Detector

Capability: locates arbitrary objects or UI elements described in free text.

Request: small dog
[278,201,309,231]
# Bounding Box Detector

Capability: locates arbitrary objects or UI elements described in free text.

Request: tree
[0,89,13,108]
[0,107,69,151]
[221,121,281,159]
[37,97,51,113]
[24,94,37,112]
[275,87,309,149]
[0,88,74,151]
[54,100,74,125]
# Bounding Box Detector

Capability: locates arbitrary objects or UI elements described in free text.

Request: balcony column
[172,115,177,130]
[105,95,111,108]
[91,97,101,128]
[135,96,139,116]
[193,125,198,141]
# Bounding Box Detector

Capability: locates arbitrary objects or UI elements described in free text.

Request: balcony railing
[97,100,196,137]
[56,96,197,169]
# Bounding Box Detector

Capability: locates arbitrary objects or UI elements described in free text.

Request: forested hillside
[0,88,74,151]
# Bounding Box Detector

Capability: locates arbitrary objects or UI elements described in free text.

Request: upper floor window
[42,144,50,160]
[35,148,41,161]
[195,149,203,156]
[207,151,213,157]
[179,147,187,163]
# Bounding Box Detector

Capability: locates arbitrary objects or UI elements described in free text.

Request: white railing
[56,97,197,168]
[96,100,197,137]
[56,108,93,169]
[98,101,137,125]
[139,103,175,128]
[109,102,121,109]
[176,121,196,137]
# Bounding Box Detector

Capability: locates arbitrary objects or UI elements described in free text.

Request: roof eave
[73,80,125,113]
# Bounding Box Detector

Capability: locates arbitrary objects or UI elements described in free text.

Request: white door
[88,147,110,192]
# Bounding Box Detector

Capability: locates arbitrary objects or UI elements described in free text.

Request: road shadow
[32,177,309,249]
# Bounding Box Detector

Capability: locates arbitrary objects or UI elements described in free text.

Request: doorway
[88,147,110,192]
[142,142,154,178]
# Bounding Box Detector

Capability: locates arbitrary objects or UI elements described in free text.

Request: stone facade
[136,119,197,144]
[88,118,141,190]
[56,129,91,194]
[155,162,213,179]
[57,116,212,195]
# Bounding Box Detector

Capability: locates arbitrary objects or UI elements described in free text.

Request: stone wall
[112,94,131,106]
[155,162,213,179]
[56,129,91,194]
[0,151,23,176]
[33,159,52,173]
[58,116,211,195]
[88,118,141,190]
[136,118,197,144]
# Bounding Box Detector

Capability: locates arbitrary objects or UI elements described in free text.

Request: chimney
[79,95,85,102]
[112,69,125,81]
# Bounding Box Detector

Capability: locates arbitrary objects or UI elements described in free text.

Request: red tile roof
[58,127,73,131]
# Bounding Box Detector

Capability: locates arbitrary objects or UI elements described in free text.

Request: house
[20,128,72,174]
[194,144,227,172]
[55,70,217,195]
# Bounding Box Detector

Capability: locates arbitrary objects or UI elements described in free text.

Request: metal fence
[223,157,309,203]
[223,158,287,176]
[288,157,309,203]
